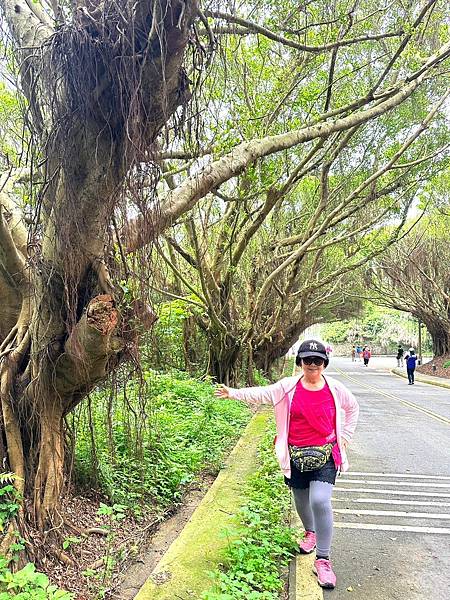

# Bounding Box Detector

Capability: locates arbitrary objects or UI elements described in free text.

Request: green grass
[135,410,273,600]
[204,420,297,599]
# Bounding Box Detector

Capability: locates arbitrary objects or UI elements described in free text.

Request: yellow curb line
[334,367,450,425]
[290,506,323,600]
[391,367,450,390]
[134,408,272,599]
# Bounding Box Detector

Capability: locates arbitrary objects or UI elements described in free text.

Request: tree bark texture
[0,0,197,536]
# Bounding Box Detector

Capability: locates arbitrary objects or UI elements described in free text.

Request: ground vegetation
[0,0,449,595]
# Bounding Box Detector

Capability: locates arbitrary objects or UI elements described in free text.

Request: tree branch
[371,0,438,93]
[149,285,205,309]
[155,242,208,307]
[250,82,447,321]
[164,235,198,268]
[203,10,403,53]
[185,219,226,335]
[0,204,26,293]
[0,170,29,258]
[54,295,123,399]
[24,0,53,27]
[125,40,450,253]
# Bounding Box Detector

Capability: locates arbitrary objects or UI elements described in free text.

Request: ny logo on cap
[309,342,318,350]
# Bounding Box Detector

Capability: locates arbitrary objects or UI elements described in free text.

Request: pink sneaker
[299,530,316,554]
[313,558,336,589]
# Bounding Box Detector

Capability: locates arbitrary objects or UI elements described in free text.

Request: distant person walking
[351,346,356,361]
[215,339,359,589]
[356,345,362,361]
[325,344,333,357]
[362,347,371,366]
[405,348,418,384]
[396,345,404,367]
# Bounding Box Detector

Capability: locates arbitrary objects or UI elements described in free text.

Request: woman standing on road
[362,346,371,366]
[405,348,418,384]
[215,339,359,589]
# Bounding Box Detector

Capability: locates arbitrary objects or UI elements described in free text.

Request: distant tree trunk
[208,334,241,386]
[424,319,450,357]
[253,322,307,375]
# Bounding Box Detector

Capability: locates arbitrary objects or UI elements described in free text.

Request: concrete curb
[134,408,272,599]
[289,506,323,600]
[391,368,450,390]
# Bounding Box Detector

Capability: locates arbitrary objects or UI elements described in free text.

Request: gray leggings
[292,481,334,557]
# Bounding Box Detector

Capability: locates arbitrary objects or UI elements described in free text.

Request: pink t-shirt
[288,379,337,447]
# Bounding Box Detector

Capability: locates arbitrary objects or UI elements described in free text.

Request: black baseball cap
[296,339,329,366]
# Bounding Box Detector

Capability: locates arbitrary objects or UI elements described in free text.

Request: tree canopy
[0,0,448,557]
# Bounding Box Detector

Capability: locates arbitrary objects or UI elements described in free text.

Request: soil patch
[36,474,215,599]
[417,354,450,379]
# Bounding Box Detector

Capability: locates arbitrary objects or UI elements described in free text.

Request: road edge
[134,407,272,599]
[289,504,323,600]
[391,368,450,389]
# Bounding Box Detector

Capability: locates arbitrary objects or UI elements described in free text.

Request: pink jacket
[228,375,359,479]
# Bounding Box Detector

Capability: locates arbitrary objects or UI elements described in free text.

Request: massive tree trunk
[422,317,450,357]
[0,0,197,541]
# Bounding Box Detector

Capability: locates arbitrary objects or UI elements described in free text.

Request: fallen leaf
[347,586,354,592]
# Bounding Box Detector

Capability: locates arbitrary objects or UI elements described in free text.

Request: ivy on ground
[204,421,298,599]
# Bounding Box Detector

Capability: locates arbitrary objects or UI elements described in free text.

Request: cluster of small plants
[0,475,72,599]
[204,422,298,599]
[0,560,73,599]
[73,370,251,512]
[80,503,127,599]
[0,474,21,534]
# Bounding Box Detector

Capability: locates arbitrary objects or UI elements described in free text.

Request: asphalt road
[326,357,450,600]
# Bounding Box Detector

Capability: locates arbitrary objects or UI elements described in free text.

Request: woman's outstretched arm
[214,380,286,407]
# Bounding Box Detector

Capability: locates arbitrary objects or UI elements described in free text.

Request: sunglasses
[302,356,325,366]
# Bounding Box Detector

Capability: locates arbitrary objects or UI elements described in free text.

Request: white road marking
[339,479,450,488]
[334,522,450,534]
[333,508,450,519]
[333,497,450,507]
[345,472,450,479]
[334,487,450,497]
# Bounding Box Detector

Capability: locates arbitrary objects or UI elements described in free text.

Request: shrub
[0,474,21,534]
[72,371,251,512]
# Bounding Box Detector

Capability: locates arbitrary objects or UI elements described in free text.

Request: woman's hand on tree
[214,384,231,398]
